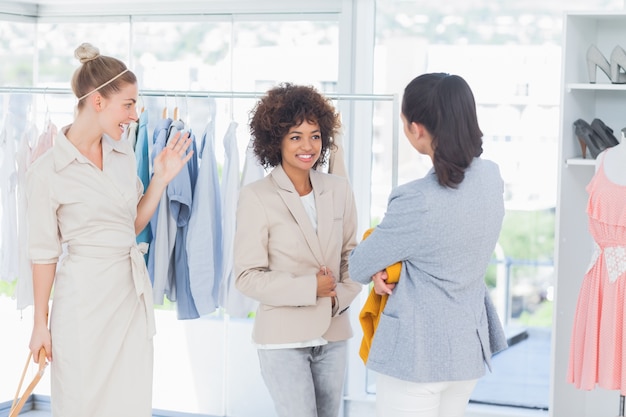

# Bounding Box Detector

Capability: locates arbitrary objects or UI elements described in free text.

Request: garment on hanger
[29,120,56,165]
[135,111,151,258]
[0,123,19,281]
[222,135,265,318]
[568,148,626,394]
[124,120,138,150]
[15,123,39,308]
[167,120,199,320]
[328,132,348,178]
[186,114,223,315]
[148,117,175,303]
[241,136,265,186]
[218,121,246,316]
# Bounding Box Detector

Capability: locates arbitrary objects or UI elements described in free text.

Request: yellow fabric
[358,228,401,364]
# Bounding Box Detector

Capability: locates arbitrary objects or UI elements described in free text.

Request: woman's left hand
[152,131,194,185]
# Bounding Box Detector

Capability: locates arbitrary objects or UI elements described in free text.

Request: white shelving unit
[551,11,626,417]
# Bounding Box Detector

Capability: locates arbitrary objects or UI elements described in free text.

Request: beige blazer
[234,164,362,344]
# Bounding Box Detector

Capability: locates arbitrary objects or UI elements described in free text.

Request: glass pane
[36,21,130,87]
[370,0,623,410]
[0,20,35,87]
[232,20,339,90]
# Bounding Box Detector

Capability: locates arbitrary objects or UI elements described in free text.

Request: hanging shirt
[135,111,151,257]
[167,120,199,320]
[15,123,38,309]
[186,118,223,316]
[241,136,265,186]
[219,121,251,317]
[223,135,265,317]
[328,132,348,178]
[148,117,175,303]
[29,120,56,165]
[0,124,19,281]
[18,121,56,308]
[124,120,138,150]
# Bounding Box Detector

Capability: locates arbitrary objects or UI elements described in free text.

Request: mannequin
[568,138,626,417]
[599,141,626,417]
[600,140,626,184]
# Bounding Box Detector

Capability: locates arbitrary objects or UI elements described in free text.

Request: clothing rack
[0,86,401,187]
[0,86,397,102]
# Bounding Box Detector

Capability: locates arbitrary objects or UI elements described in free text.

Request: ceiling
[0,0,342,17]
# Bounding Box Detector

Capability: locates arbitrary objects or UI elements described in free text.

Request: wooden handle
[9,347,48,417]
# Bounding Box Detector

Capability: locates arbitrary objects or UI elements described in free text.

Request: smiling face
[280,119,322,177]
[97,82,139,140]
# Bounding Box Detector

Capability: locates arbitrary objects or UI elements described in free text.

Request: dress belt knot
[130,242,156,338]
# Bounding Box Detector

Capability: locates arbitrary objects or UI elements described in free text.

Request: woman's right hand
[373,270,395,295]
[29,322,52,363]
[316,267,337,298]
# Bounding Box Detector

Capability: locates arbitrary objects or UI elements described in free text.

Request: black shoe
[590,118,620,148]
[573,119,605,159]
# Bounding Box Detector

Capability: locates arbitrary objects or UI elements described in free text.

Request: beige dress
[26,127,155,417]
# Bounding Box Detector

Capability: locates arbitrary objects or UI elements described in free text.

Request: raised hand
[152,131,194,185]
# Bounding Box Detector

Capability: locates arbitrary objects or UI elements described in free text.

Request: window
[368,0,622,410]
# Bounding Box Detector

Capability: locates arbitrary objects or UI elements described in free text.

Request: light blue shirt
[135,111,151,256]
[147,117,173,298]
[218,121,242,315]
[186,119,223,315]
[167,120,198,320]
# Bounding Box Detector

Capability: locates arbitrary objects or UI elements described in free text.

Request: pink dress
[568,151,626,394]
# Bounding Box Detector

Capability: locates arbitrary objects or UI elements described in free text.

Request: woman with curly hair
[234,83,362,417]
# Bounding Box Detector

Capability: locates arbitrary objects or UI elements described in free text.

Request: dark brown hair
[249,83,340,169]
[402,72,483,188]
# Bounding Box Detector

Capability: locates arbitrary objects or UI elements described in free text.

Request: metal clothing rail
[0,85,401,187]
[0,86,396,102]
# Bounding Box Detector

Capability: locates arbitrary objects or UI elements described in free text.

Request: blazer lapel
[310,169,333,261]
[271,165,325,266]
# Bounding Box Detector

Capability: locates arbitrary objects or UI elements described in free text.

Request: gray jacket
[349,158,508,383]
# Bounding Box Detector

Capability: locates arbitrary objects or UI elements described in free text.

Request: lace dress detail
[605,246,626,283]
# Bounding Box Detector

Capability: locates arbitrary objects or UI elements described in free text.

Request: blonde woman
[26,43,192,417]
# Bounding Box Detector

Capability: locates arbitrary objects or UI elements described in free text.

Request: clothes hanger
[162,94,168,119]
[9,347,48,417]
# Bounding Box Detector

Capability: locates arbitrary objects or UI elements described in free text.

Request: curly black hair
[249,83,340,169]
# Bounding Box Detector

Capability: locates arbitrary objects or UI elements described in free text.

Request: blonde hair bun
[74,43,100,64]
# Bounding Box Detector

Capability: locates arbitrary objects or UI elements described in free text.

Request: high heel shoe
[590,118,620,148]
[573,119,605,159]
[610,45,626,85]
[587,45,626,84]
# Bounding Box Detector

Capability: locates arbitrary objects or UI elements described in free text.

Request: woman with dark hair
[26,43,192,417]
[349,73,508,417]
[234,83,362,417]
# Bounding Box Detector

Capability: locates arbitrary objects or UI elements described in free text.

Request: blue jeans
[257,340,348,417]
